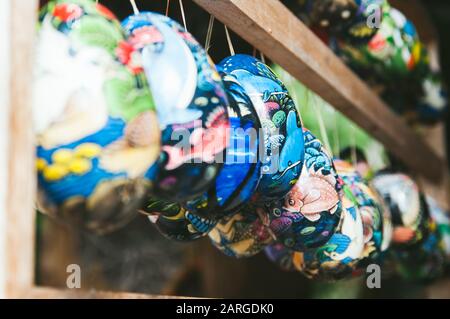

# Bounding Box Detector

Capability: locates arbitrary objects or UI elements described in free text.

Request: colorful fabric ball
[372,171,430,247]
[145,199,217,241]
[208,206,274,258]
[34,0,160,234]
[122,12,230,201]
[217,54,305,202]
[184,72,262,218]
[262,129,343,251]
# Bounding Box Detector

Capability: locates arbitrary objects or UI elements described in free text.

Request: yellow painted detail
[52,149,73,164]
[68,158,92,175]
[75,143,102,158]
[43,164,69,181]
[36,158,47,172]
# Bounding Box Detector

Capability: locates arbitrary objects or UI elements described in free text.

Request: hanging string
[179,0,188,31]
[205,15,215,53]
[224,25,235,56]
[350,123,358,166]
[312,93,333,157]
[129,0,140,14]
[333,109,340,156]
[260,52,266,64]
[165,0,170,16]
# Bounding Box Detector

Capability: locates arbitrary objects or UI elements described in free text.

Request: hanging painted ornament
[271,160,386,281]
[184,72,262,218]
[289,0,384,44]
[208,207,274,258]
[372,171,429,247]
[33,0,161,234]
[426,196,450,263]
[217,54,305,202]
[336,4,425,82]
[122,12,230,201]
[333,160,385,274]
[415,72,449,124]
[145,199,217,241]
[262,129,344,251]
[387,217,446,282]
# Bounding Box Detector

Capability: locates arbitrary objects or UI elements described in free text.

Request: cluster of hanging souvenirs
[33,0,450,282]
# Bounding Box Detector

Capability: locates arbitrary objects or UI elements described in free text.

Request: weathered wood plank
[24,287,197,299]
[192,0,447,188]
[1,0,39,298]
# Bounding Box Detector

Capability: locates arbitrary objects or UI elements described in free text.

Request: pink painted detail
[162,117,230,170]
[264,101,281,112]
[129,26,164,50]
[360,207,375,243]
[158,176,177,189]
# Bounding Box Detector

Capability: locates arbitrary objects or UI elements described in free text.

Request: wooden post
[0,0,39,298]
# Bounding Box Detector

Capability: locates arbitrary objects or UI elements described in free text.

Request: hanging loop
[129,0,140,15]
[205,15,215,53]
[166,0,171,16]
[179,0,188,30]
[224,25,235,56]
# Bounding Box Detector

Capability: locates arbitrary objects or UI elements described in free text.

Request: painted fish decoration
[262,129,343,251]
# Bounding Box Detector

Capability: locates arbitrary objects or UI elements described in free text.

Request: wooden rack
[0,0,448,298]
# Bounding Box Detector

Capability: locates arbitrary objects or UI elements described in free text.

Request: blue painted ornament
[217,54,305,202]
[184,72,262,218]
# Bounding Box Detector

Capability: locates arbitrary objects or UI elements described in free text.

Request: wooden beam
[24,287,194,299]
[0,0,39,298]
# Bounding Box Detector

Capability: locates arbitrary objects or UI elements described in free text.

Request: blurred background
[35,0,450,298]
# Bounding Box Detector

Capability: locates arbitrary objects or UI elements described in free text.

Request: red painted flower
[368,33,386,53]
[116,40,143,74]
[116,40,134,65]
[96,3,117,20]
[53,3,83,22]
